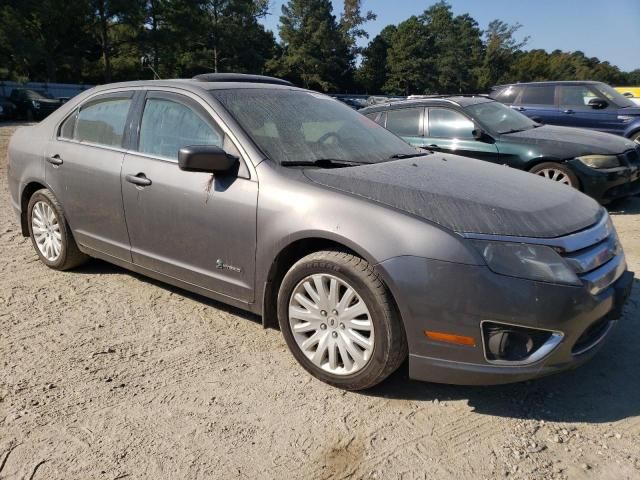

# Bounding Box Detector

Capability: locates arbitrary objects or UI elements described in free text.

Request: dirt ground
[0,122,639,480]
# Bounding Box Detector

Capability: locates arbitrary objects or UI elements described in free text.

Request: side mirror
[472,127,486,141]
[588,98,608,109]
[178,145,238,174]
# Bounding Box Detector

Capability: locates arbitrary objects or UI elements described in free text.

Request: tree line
[1,0,638,94]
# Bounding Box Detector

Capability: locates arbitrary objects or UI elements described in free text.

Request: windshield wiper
[498,127,529,134]
[280,158,368,168]
[388,152,432,159]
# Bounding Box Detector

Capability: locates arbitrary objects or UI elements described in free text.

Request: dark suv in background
[9,88,63,121]
[360,96,640,204]
[490,81,640,143]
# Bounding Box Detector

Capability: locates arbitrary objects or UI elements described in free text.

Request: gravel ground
[1,123,639,480]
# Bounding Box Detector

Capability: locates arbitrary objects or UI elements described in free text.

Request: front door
[556,84,625,135]
[45,92,134,261]
[423,107,500,162]
[121,91,258,302]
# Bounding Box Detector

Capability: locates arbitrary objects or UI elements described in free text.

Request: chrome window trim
[53,85,257,181]
[461,208,610,253]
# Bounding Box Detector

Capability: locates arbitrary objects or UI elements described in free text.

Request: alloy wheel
[288,274,375,376]
[535,168,574,186]
[31,201,62,261]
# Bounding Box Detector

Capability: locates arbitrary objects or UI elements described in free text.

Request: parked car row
[360,94,640,204]
[7,73,634,390]
[0,88,65,121]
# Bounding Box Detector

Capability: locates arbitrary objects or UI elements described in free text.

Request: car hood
[501,125,637,156]
[304,154,603,238]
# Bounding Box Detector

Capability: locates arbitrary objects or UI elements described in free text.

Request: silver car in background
[7,74,634,390]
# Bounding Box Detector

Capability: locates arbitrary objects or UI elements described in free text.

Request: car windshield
[592,83,635,108]
[465,101,538,134]
[209,88,417,165]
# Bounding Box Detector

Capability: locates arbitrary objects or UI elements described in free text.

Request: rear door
[384,107,424,147]
[424,107,500,162]
[121,90,258,302]
[512,84,561,125]
[45,91,134,261]
[556,84,625,134]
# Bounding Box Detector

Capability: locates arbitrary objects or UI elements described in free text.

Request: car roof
[493,80,604,89]
[360,95,493,113]
[78,78,306,98]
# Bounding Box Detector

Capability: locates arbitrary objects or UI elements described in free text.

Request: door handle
[125,173,152,187]
[47,154,63,166]
[563,109,575,114]
[426,144,439,149]
[512,106,525,111]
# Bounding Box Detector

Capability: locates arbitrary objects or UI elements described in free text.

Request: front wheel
[27,189,88,270]
[277,250,407,390]
[529,162,579,189]
[630,131,640,144]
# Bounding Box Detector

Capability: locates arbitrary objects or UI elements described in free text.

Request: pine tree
[268,0,352,92]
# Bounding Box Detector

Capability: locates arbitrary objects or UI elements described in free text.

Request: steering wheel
[316,132,340,144]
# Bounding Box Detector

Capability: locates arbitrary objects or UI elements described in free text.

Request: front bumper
[568,159,640,203]
[377,256,634,385]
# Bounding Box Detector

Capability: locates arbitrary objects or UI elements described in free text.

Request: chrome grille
[558,214,626,295]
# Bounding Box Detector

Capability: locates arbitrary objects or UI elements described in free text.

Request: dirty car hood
[502,125,637,156]
[304,154,603,238]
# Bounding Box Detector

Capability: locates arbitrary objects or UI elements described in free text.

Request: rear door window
[518,85,556,106]
[386,108,422,137]
[427,108,474,139]
[74,96,132,147]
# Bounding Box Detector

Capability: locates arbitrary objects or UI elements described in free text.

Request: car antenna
[140,55,161,80]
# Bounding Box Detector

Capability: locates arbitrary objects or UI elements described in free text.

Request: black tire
[277,250,407,390]
[26,108,35,121]
[529,162,580,190]
[27,189,88,270]
[630,131,640,143]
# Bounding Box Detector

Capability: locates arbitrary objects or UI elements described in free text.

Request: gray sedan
[7,74,634,390]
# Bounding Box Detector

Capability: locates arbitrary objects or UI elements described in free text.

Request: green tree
[269,0,352,91]
[356,25,395,93]
[419,2,483,93]
[383,16,433,95]
[477,19,529,89]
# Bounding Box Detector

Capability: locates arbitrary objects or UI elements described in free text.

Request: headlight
[31,100,41,109]
[576,154,620,169]
[474,241,580,285]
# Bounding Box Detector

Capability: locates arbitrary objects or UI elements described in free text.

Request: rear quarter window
[386,108,422,137]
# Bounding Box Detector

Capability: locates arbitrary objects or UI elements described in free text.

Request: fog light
[482,321,563,365]
[486,329,535,361]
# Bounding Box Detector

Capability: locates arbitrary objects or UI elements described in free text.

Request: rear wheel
[277,250,407,390]
[630,131,640,143]
[529,162,579,189]
[27,189,88,270]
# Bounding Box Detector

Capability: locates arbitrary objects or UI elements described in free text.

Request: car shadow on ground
[73,258,262,325]
[364,278,640,424]
[607,195,640,215]
[72,255,639,425]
